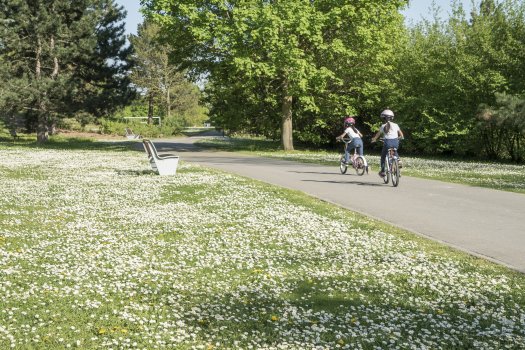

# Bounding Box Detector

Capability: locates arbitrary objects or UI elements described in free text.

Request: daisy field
[0,143,524,349]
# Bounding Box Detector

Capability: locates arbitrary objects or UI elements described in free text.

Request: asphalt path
[147,136,525,273]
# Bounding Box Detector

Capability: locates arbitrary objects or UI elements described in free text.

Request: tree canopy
[2,0,524,161]
[394,0,525,160]
[139,0,525,161]
[142,0,408,150]
[129,20,206,127]
[0,0,134,142]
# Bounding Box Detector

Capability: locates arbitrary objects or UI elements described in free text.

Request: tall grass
[0,143,524,349]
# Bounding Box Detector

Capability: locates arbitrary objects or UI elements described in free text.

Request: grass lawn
[0,138,524,349]
[196,137,525,194]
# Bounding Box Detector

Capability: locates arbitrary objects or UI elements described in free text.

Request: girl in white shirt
[336,116,363,164]
[371,109,404,177]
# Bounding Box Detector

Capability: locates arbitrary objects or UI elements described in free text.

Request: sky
[114,0,475,36]
[114,0,142,36]
[402,0,474,24]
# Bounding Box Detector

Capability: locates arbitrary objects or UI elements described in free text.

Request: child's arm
[336,131,346,140]
[371,130,381,142]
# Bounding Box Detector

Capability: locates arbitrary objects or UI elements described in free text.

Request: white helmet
[380,109,394,120]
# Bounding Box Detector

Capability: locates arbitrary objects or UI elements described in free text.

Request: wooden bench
[125,127,141,139]
[142,139,179,175]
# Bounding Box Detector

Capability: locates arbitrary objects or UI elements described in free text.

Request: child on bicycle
[371,109,404,177]
[336,116,363,165]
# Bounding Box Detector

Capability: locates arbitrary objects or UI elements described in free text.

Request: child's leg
[355,139,364,156]
[380,145,388,172]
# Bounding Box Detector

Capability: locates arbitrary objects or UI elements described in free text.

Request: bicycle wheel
[391,159,400,187]
[354,156,366,176]
[339,156,348,174]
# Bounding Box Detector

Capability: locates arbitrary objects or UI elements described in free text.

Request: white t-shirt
[380,122,401,139]
[344,127,361,140]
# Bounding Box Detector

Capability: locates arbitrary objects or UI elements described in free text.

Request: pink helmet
[344,117,356,126]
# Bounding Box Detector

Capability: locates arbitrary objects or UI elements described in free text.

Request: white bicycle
[379,139,402,187]
[337,137,368,176]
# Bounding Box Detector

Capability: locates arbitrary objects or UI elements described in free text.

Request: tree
[68,1,135,119]
[0,0,133,142]
[479,93,525,162]
[394,9,475,154]
[395,0,525,157]
[129,20,203,126]
[142,0,408,150]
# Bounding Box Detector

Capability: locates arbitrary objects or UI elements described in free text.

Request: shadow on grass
[159,273,483,349]
[0,135,138,152]
[198,137,283,152]
[116,169,155,176]
[180,128,223,137]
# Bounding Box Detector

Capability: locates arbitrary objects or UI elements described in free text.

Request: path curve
[149,136,525,273]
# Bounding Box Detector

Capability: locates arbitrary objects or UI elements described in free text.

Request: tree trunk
[167,88,171,119]
[281,79,294,151]
[47,36,58,137]
[37,108,49,143]
[36,38,49,143]
[51,36,59,78]
[147,92,154,125]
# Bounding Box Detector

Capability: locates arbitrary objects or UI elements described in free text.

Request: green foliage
[0,0,134,142]
[144,0,525,161]
[112,100,150,119]
[170,83,209,127]
[67,1,135,118]
[143,0,408,150]
[203,72,281,138]
[478,92,525,162]
[394,0,525,160]
[56,118,84,132]
[99,119,182,138]
[128,20,206,126]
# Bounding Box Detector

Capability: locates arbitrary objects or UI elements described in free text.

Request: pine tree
[0,0,134,142]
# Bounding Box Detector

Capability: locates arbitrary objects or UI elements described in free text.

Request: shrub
[99,119,183,138]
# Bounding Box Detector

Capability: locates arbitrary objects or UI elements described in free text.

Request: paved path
[150,136,525,273]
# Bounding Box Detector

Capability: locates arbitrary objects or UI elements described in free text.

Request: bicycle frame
[383,146,400,187]
[339,138,368,175]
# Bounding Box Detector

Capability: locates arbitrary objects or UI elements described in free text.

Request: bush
[57,118,83,131]
[99,119,183,138]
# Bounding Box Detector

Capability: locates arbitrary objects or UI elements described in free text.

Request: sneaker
[398,160,403,168]
[378,171,386,177]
